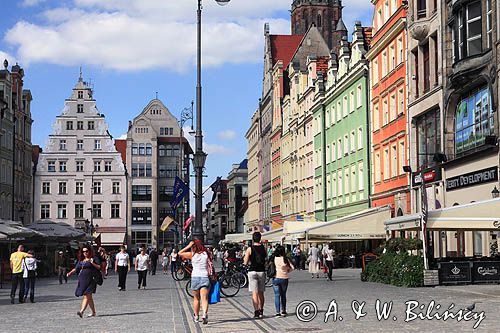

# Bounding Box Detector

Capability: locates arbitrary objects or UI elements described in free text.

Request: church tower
[291,0,347,53]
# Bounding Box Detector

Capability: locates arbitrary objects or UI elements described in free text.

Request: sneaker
[275,313,282,317]
[138,285,141,289]
[281,311,287,317]
[254,310,260,319]
[142,286,147,290]
[118,287,122,291]
[258,309,264,319]
[77,311,83,318]
[202,315,208,325]
[87,313,96,317]
[193,314,199,323]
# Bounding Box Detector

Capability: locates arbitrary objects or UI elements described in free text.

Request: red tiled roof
[316,56,329,73]
[32,145,42,165]
[114,139,127,163]
[270,35,303,68]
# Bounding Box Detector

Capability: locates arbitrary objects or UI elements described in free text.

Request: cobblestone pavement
[1,268,499,332]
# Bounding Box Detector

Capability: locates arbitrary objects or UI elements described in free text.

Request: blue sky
[0,0,373,202]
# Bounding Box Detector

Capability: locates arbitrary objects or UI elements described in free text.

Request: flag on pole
[170,176,189,209]
[160,216,175,232]
[183,215,194,232]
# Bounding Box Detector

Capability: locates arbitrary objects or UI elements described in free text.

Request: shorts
[248,271,266,292]
[191,276,210,291]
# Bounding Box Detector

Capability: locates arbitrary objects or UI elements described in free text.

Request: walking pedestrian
[162,248,169,274]
[67,247,101,318]
[216,247,224,268]
[115,245,130,291]
[55,251,69,284]
[170,248,178,275]
[179,240,213,325]
[271,245,294,317]
[244,232,267,319]
[106,253,112,277]
[292,245,301,270]
[149,248,158,275]
[308,243,320,278]
[135,247,149,289]
[10,244,33,304]
[23,250,38,303]
[324,243,334,281]
[98,247,107,279]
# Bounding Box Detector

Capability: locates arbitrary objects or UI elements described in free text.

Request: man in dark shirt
[244,232,267,319]
[55,251,69,284]
[149,249,158,275]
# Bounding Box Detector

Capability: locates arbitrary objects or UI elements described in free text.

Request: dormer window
[77,104,84,113]
[78,91,83,99]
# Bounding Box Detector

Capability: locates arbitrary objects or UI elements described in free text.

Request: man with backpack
[244,232,267,319]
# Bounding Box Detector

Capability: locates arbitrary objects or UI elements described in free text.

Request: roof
[32,145,42,165]
[270,35,303,68]
[238,159,248,170]
[316,56,329,73]
[114,139,127,163]
[362,27,373,49]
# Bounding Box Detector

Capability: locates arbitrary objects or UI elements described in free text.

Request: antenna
[155,91,158,100]
[79,66,83,81]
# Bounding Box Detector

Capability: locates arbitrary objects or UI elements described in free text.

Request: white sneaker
[193,314,199,323]
[202,314,208,325]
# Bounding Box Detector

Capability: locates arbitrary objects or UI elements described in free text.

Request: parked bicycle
[172,260,192,281]
[185,270,240,298]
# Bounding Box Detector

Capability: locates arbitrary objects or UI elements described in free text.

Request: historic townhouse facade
[34,76,127,247]
[227,159,248,234]
[315,22,372,221]
[245,111,260,232]
[367,0,409,217]
[124,99,191,249]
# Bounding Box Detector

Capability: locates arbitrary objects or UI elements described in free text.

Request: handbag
[207,254,216,282]
[267,257,276,278]
[208,280,220,304]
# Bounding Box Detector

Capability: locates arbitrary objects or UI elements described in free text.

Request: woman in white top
[23,250,38,303]
[308,243,320,278]
[170,249,178,275]
[179,240,212,325]
[324,243,334,281]
[115,245,130,291]
[135,247,149,289]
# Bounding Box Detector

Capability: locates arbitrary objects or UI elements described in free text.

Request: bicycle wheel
[265,274,273,287]
[173,266,185,281]
[185,280,194,298]
[233,271,248,288]
[220,273,240,297]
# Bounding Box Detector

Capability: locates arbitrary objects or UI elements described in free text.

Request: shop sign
[438,262,471,284]
[412,166,442,187]
[446,167,498,191]
[472,261,500,283]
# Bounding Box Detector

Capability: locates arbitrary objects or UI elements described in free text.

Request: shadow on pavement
[0,295,75,305]
[97,311,154,317]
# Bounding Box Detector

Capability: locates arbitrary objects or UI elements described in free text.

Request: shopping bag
[208,280,220,304]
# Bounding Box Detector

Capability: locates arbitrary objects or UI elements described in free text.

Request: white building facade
[34,76,127,247]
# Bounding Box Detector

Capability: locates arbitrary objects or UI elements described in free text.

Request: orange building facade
[367,0,410,217]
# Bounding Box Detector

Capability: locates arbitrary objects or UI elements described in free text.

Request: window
[344,168,350,199]
[486,0,492,48]
[75,204,84,219]
[351,166,356,193]
[337,101,342,120]
[132,163,153,177]
[146,144,152,155]
[92,204,102,219]
[105,161,112,172]
[384,1,389,21]
[325,110,330,128]
[139,144,145,155]
[423,42,430,93]
[373,59,379,84]
[88,121,94,130]
[132,231,152,246]
[94,139,101,150]
[59,161,67,172]
[332,173,337,197]
[76,181,84,194]
[132,185,152,201]
[112,182,120,194]
[132,143,138,155]
[455,1,482,60]
[357,85,362,107]
[390,44,395,71]
[417,109,441,168]
[358,161,364,191]
[57,204,67,219]
[397,36,403,64]
[373,104,380,130]
[391,0,397,15]
[159,145,166,157]
[343,96,348,117]
[77,91,83,99]
[331,107,336,125]
[338,171,343,197]
[58,182,67,194]
[93,181,102,194]
[132,207,152,225]
[350,131,356,152]
[76,161,84,172]
[375,152,381,182]
[94,160,101,172]
[337,139,342,159]
[41,204,50,219]
[77,140,83,150]
[77,121,84,130]
[326,145,330,163]
[383,148,389,180]
[398,88,404,116]
[455,86,493,155]
[357,128,363,150]
[332,142,336,161]
[77,104,84,113]
[111,204,120,218]
[391,144,397,178]
[382,51,387,77]
[343,134,349,155]
[377,9,382,29]
[350,91,355,112]
[59,140,66,151]
[390,93,396,121]
[417,0,426,19]
[399,140,405,175]
[66,121,73,130]
[383,99,389,126]
[42,182,50,194]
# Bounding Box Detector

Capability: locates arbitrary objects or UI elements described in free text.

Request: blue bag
[208,280,220,304]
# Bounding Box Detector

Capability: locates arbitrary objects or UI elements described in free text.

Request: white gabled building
[34,74,127,248]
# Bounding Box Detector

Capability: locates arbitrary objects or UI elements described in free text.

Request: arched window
[317,13,322,27]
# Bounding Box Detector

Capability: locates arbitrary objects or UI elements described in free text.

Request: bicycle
[172,260,192,281]
[185,270,240,298]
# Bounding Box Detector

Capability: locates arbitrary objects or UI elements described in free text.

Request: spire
[336,18,347,31]
[79,66,83,82]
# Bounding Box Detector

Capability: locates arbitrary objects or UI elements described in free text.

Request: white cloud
[217,129,237,140]
[5,0,290,72]
[117,133,127,140]
[0,51,17,66]
[183,126,233,156]
[21,0,46,7]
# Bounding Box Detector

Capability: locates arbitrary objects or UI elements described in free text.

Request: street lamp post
[192,0,230,241]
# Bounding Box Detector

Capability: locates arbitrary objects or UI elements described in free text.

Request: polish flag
[183,215,194,232]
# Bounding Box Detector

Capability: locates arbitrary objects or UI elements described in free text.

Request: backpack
[251,245,265,266]
[267,256,276,278]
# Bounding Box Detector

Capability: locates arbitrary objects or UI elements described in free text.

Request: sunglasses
[83,250,89,253]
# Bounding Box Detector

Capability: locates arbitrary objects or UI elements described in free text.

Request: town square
[1,0,500,332]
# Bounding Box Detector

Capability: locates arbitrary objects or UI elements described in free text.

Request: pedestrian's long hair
[191,239,207,254]
[273,245,290,266]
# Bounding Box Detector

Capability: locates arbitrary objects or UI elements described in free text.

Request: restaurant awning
[300,206,391,240]
[221,233,252,244]
[99,232,125,246]
[261,228,284,242]
[283,221,324,238]
[384,198,500,232]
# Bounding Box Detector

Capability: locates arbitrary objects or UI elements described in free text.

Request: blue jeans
[272,278,289,313]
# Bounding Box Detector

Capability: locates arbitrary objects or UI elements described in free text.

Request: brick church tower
[291,0,347,53]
